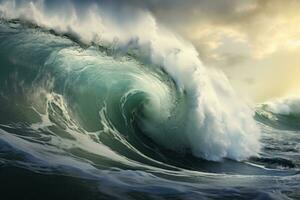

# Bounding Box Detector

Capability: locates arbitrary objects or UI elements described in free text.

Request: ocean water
[0,1,299,200]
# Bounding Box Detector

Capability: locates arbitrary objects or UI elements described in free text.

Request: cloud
[134,0,300,67]
[129,0,300,101]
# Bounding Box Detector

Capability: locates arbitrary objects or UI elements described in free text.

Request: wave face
[0,1,299,200]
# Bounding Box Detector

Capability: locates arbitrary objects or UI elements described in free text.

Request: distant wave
[256,96,300,130]
[260,97,300,117]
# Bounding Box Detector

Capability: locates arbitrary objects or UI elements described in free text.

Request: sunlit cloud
[141,0,300,101]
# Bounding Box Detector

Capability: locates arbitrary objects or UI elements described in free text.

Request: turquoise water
[0,20,299,200]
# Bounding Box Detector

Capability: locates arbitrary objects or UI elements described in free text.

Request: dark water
[0,20,299,200]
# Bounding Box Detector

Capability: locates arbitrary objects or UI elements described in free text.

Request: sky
[4,0,300,102]
[119,0,300,102]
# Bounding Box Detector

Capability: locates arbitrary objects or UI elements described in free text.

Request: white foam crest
[262,96,300,117]
[0,0,261,161]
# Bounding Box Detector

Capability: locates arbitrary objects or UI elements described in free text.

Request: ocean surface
[0,2,299,200]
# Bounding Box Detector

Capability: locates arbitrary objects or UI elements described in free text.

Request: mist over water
[0,1,299,200]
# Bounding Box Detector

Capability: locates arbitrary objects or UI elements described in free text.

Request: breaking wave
[0,0,261,162]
